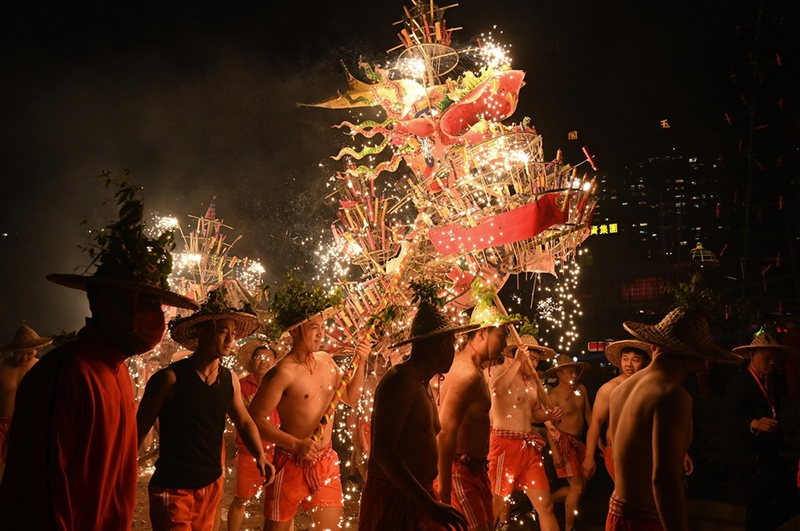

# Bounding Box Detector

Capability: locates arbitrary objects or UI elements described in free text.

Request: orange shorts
[488,428,549,498]
[234,447,273,499]
[604,437,616,483]
[555,432,586,479]
[449,456,493,530]
[358,475,447,531]
[262,443,343,522]
[148,475,223,531]
[605,492,663,530]
[0,416,11,464]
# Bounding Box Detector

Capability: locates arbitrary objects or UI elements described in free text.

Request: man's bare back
[367,362,440,484]
[0,355,37,417]
[609,361,692,527]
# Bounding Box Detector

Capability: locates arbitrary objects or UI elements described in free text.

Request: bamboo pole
[490,293,556,411]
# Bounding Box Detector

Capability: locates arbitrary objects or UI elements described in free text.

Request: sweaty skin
[486,348,562,531]
[608,348,698,531]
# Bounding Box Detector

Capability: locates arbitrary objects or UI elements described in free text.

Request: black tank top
[152,357,233,489]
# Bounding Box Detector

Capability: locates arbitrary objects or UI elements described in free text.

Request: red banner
[428,193,568,255]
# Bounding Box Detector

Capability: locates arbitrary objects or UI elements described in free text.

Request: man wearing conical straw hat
[358,284,476,531]
[544,353,592,531]
[437,297,521,531]
[228,339,280,531]
[249,272,370,531]
[726,327,799,530]
[582,339,651,483]
[0,324,52,476]
[0,173,199,530]
[607,307,740,531]
[136,287,272,531]
[484,322,563,531]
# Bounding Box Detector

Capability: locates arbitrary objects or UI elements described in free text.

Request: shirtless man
[249,313,370,531]
[607,308,740,530]
[358,299,476,530]
[0,325,51,475]
[486,337,562,531]
[438,306,517,531]
[545,355,592,531]
[582,340,651,482]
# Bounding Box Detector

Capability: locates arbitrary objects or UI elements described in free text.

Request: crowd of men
[0,203,798,530]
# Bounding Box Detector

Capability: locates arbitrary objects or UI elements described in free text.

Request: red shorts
[262,443,343,522]
[604,437,616,483]
[234,447,273,499]
[148,476,223,531]
[605,492,663,530]
[358,476,446,531]
[450,456,493,530]
[0,416,11,464]
[556,433,586,479]
[488,428,549,498]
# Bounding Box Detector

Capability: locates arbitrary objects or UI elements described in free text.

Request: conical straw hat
[0,325,53,352]
[391,301,479,348]
[604,339,652,368]
[623,307,740,363]
[732,329,799,356]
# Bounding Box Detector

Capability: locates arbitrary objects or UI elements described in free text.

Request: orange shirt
[0,322,138,530]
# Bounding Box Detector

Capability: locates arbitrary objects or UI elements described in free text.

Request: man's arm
[372,371,467,531]
[136,368,176,449]
[228,375,274,482]
[437,372,480,504]
[652,389,692,531]
[488,347,528,394]
[341,341,371,406]
[248,365,315,459]
[582,383,611,479]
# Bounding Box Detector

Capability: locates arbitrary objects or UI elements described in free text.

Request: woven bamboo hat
[623,307,740,363]
[391,301,480,348]
[170,288,259,350]
[467,304,523,332]
[509,334,557,360]
[1,325,53,352]
[544,354,591,378]
[732,329,799,356]
[605,339,653,368]
[236,339,278,372]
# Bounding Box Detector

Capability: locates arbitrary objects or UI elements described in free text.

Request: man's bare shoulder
[376,365,417,396]
[149,366,178,387]
[596,377,623,400]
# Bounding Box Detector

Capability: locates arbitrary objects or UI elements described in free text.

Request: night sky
[0,0,766,339]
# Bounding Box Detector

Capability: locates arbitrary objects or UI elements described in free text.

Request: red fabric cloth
[358,476,447,531]
[0,416,11,465]
[605,492,663,531]
[0,322,138,530]
[148,475,223,531]
[488,428,549,498]
[605,436,616,483]
[428,193,568,255]
[555,432,586,479]
[448,456,493,530]
[263,443,343,522]
[235,373,279,454]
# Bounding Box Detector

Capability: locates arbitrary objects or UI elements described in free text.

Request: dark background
[0,0,787,339]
